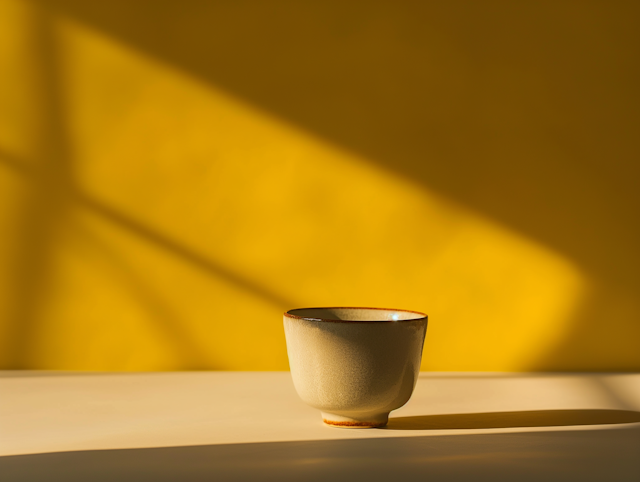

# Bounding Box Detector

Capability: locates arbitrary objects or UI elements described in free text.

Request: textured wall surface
[0,0,638,370]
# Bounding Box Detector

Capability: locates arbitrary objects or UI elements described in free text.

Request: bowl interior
[285,307,425,322]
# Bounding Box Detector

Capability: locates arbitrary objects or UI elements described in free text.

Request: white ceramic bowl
[284,307,428,428]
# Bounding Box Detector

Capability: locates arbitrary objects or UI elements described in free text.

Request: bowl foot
[321,412,389,428]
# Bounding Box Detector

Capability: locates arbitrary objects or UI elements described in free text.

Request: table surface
[2,371,639,481]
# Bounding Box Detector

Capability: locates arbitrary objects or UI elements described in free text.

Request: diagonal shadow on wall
[31,0,640,284]
[0,145,294,369]
[0,4,294,368]
[18,0,640,370]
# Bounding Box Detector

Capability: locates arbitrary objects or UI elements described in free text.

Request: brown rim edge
[284,306,427,323]
[323,419,387,428]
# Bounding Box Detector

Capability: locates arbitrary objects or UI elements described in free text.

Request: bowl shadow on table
[384,409,640,430]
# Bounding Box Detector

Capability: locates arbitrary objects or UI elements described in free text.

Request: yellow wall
[1,0,639,371]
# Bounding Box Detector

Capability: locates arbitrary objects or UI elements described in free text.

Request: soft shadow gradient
[2,427,639,482]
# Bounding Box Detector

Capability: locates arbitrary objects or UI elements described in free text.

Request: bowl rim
[284,306,427,323]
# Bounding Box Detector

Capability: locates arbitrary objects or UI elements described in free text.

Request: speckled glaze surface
[284,307,428,428]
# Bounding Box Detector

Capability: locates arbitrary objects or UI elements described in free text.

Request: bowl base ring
[321,411,389,428]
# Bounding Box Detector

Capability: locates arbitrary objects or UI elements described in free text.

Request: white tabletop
[1,372,639,481]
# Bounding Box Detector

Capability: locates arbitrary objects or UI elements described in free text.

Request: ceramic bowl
[283,307,428,428]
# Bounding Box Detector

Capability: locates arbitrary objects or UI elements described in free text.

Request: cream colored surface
[284,308,427,426]
[1,371,639,458]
